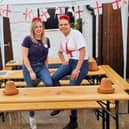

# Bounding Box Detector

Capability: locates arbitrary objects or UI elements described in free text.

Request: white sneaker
[29,116,37,129]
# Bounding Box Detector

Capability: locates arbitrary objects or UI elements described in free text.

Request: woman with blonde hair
[22,17,53,129]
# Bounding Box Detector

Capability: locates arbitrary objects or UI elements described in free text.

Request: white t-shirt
[59,29,89,60]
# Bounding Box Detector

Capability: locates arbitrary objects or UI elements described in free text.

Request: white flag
[112,0,121,10]
[40,8,50,22]
[93,0,102,15]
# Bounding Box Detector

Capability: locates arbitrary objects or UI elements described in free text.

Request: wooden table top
[6,58,62,67]
[0,85,128,103]
[6,60,22,67]
[0,85,128,112]
[0,66,105,80]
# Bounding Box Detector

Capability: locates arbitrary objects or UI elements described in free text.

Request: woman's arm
[45,57,48,67]
[22,46,36,80]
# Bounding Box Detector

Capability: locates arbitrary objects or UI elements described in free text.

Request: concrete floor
[0,101,129,129]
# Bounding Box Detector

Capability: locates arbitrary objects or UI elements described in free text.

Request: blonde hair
[30,20,47,44]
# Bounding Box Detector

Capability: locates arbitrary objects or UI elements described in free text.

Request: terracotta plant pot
[97,78,115,94]
[88,57,99,71]
[3,80,19,96]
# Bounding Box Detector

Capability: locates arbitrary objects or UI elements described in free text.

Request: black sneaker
[50,110,60,116]
[63,121,78,129]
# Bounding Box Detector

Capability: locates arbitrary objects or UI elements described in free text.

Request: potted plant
[74,18,82,32]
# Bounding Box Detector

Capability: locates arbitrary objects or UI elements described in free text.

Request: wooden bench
[1,79,90,88]
[101,65,129,90]
[0,101,115,112]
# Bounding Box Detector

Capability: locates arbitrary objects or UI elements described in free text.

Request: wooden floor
[0,101,129,129]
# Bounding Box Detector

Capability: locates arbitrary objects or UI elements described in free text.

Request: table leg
[102,109,106,129]
[115,101,119,129]
[106,101,110,129]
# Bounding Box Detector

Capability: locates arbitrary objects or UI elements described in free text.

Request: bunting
[40,8,50,22]
[75,5,83,19]
[0,2,126,21]
[22,8,33,21]
[112,0,121,10]
[67,6,74,16]
[93,0,102,15]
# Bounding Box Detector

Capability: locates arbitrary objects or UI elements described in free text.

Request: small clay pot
[3,81,19,96]
[97,78,115,94]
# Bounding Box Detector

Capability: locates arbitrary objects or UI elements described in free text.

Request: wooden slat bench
[0,101,115,112]
[1,80,90,88]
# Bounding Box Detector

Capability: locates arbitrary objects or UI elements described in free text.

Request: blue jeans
[23,63,53,117]
[52,59,88,118]
[23,63,53,87]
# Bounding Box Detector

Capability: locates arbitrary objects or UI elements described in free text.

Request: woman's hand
[29,71,37,80]
[71,69,80,80]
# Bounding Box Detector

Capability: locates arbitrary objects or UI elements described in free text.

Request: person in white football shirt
[51,15,89,129]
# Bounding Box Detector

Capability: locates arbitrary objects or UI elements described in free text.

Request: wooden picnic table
[0,85,128,129]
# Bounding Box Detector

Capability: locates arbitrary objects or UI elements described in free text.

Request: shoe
[50,110,60,116]
[63,121,78,129]
[29,116,37,129]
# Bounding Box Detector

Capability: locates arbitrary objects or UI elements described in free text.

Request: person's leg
[70,59,89,85]
[22,65,33,87]
[29,112,37,129]
[51,64,72,116]
[38,65,53,86]
[52,64,72,86]
[63,59,88,129]
[22,65,37,129]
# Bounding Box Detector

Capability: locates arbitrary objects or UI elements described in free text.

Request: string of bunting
[0,0,128,21]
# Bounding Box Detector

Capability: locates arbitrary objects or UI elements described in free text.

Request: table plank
[5,58,62,69]
[0,85,128,104]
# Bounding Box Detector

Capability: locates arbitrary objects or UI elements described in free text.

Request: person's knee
[45,80,53,86]
[52,74,58,81]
